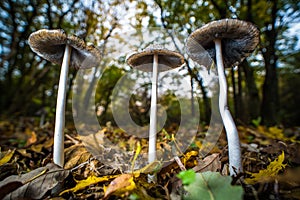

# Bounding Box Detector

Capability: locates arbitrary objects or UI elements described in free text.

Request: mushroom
[186,19,259,175]
[126,45,185,164]
[28,29,101,167]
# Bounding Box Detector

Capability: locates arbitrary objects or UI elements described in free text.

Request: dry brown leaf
[0,181,23,200]
[0,163,69,199]
[192,153,221,173]
[278,167,300,199]
[286,143,300,164]
[25,129,37,146]
[30,144,44,153]
[17,149,32,158]
[64,144,91,169]
[103,174,136,199]
[43,138,54,149]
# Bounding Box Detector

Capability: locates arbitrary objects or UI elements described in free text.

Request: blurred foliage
[0,0,299,127]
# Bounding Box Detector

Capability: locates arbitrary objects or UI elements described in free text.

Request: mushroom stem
[148,53,158,163]
[214,39,242,175]
[53,44,72,167]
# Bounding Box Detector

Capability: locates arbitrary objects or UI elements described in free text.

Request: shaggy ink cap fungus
[28,29,101,167]
[127,45,185,72]
[187,18,259,68]
[126,44,184,165]
[186,19,259,176]
[28,29,101,69]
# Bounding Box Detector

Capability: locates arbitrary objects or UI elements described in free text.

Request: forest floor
[0,118,300,199]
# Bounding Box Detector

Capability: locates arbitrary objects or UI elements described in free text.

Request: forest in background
[0,0,300,126]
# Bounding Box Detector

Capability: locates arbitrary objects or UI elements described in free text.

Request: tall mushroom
[186,19,259,175]
[28,29,101,167]
[126,45,185,164]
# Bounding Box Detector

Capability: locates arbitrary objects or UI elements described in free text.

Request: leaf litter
[0,119,299,199]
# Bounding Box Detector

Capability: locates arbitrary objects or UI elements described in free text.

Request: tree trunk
[231,68,237,118]
[241,61,260,123]
[197,73,211,123]
[237,66,245,122]
[261,60,279,126]
[261,0,279,126]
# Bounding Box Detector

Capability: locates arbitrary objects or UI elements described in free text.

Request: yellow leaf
[103,174,136,199]
[183,150,198,165]
[0,149,15,166]
[131,141,141,172]
[60,174,118,195]
[17,149,31,158]
[134,160,162,174]
[258,126,297,143]
[245,151,286,184]
[30,144,43,153]
[43,138,54,149]
[195,140,202,148]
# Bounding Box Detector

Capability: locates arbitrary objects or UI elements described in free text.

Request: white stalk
[214,39,242,175]
[148,53,158,163]
[53,44,71,167]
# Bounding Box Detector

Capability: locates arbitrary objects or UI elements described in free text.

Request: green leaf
[183,171,243,200]
[129,193,140,200]
[177,169,196,185]
[251,116,262,127]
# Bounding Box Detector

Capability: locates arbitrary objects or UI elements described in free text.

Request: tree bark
[231,68,237,118]
[237,66,245,122]
[261,0,279,126]
[241,61,260,123]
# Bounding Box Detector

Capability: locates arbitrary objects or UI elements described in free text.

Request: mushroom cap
[186,18,260,68]
[126,45,185,72]
[28,29,101,69]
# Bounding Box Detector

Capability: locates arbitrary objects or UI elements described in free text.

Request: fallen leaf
[0,149,15,166]
[131,141,141,172]
[286,143,300,164]
[0,181,23,200]
[278,167,300,199]
[30,144,44,153]
[103,173,136,199]
[64,144,91,169]
[183,150,198,166]
[60,174,118,195]
[135,160,162,174]
[179,171,243,200]
[176,169,196,185]
[277,167,300,187]
[257,126,298,143]
[0,162,18,181]
[26,130,37,146]
[192,153,221,173]
[43,138,54,149]
[245,151,286,184]
[0,163,69,199]
[17,149,32,158]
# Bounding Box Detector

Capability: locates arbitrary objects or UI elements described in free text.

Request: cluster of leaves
[0,119,300,199]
